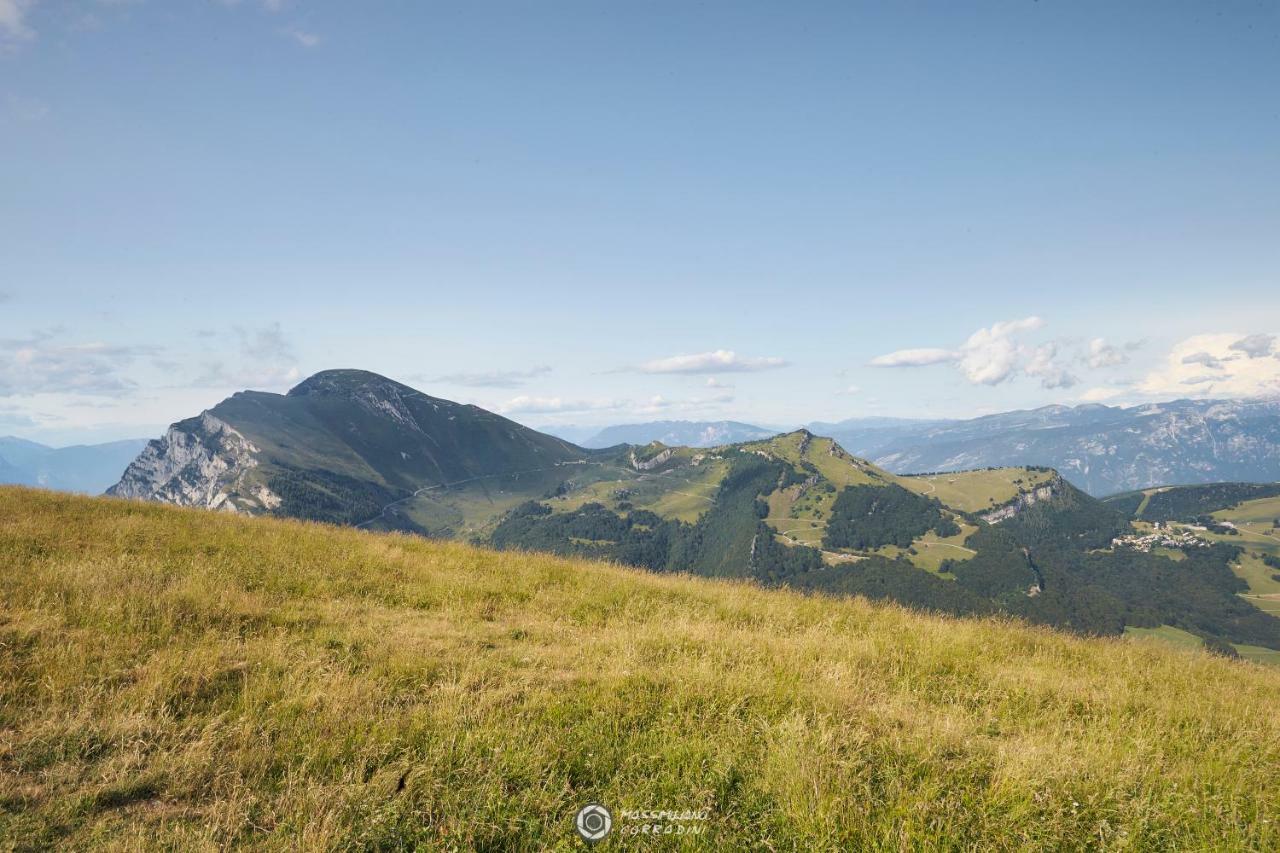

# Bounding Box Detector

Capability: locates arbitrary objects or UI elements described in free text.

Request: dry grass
[2,486,1279,850]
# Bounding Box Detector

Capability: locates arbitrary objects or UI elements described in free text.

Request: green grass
[1213,496,1280,561]
[1229,552,1280,599]
[871,522,980,574]
[1135,488,1160,517]
[898,468,1055,514]
[766,518,826,548]
[1121,626,1280,666]
[742,433,890,489]
[1123,625,1205,652]
[3,486,1280,850]
[540,457,728,524]
[1232,644,1280,666]
[1194,496,1280,618]
[643,460,728,523]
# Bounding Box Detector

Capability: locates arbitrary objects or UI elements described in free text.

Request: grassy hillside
[898,467,1057,514]
[3,488,1280,849]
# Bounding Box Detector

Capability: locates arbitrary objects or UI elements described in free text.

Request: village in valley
[1111,520,1216,553]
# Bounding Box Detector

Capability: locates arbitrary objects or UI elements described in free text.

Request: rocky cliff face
[630,447,675,471]
[288,370,425,430]
[981,477,1062,524]
[107,413,272,512]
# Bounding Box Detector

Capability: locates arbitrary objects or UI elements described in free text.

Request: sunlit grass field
[2,486,1279,850]
[899,468,1056,514]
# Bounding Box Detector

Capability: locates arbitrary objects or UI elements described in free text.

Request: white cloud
[1025,342,1078,389]
[1138,333,1280,398]
[634,392,735,414]
[191,323,300,390]
[868,316,1050,386]
[1180,351,1226,370]
[0,331,153,396]
[956,316,1044,385]
[1086,338,1129,369]
[0,403,37,429]
[1077,386,1125,402]
[872,324,1141,393]
[282,26,320,47]
[0,0,35,45]
[496,396,624,415]
[498,389,735,418]
[1229,333,1276,359]
[427,366,551,389]
[636,349,788,375]
[869,348,957,368]
[238,322,293,363]
[192,363,301,390]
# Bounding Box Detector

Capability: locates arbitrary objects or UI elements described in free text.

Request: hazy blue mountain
[581,420,778,448]
[804,417,951,457]
[846,399,1280,496]
[0,436,151,495]
[0,453,29,484]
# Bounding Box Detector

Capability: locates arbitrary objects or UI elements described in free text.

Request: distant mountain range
[0,436,149,495]
[103,369,1280,658]
[542,401,1280,496]
[14,392,1280,502]
[817,399,1280,496]
[570,420,779,449]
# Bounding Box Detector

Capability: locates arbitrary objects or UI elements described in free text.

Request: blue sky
[2,1,1278,444]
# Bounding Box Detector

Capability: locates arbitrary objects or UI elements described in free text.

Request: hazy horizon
[3,1,1278,444]
[5,371,1280,449]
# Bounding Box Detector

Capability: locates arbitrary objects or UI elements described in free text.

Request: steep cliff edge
[980,476,1063,524]
[107,412,272,512]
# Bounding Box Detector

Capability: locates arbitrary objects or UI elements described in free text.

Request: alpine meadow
[3,2,1280,849]
[3,488,1280,849]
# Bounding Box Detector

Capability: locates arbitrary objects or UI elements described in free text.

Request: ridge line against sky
[1,1,1278,443]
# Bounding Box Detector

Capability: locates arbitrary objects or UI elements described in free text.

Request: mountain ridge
[0,435,149,495]
[109,369,590,523]
[105,371,1280,658]
[813,397,1280,495]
